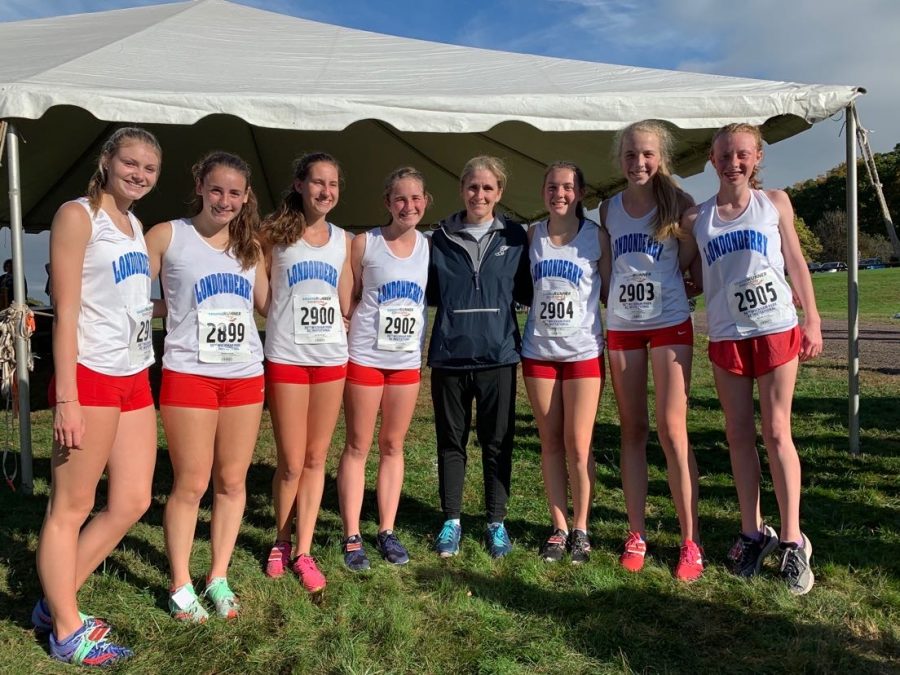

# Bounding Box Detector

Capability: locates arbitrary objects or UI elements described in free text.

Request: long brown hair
[711,123,764,189]
[614,120,689,241]
[192,151,260,270]
[262,152,342,246]
[86,126,162,216]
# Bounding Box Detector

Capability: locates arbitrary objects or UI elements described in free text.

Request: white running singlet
[522,219,603,362]
[604,192,691,331]
[74,198,154,376]
[160,219,263,378]
[348,228,429,370]
[265,224,349,367]
[693,190,797,341]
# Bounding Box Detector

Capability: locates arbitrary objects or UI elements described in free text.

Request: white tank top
[264,224,349,366]
[75,198,154,376]
[522,219,604,362]
[161,219,264,378]
[348,228,429,369]
[604,192,691,331]
[694,190,797,341]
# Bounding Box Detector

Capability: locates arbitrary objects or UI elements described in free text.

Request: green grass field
[693,266,900,321]
[0,299,898,672]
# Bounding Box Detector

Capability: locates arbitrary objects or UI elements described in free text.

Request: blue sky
[2,0,897,297]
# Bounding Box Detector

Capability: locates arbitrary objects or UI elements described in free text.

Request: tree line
[785,143,900,262]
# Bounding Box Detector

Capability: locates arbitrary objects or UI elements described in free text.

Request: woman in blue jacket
[427,156,532,558]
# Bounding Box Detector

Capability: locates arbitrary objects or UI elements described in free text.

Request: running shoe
[31,598,104,634]
[376,530,410,565]
[675,540,704,582]
[779,533,814,595]
[486,522,512,559]
[49,618,132,667]
[168,583,209,623]
[620,531,647,572]
[539,529,568,563]
[292,554,327,593]
[435,520,461,558]
[727,525,779,578]
[569,529,592,565]
[342,534,371,572]
[203,577,240,619]
[265,540,292,578]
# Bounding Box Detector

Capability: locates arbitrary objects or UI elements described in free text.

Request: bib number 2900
[298,305,336,327]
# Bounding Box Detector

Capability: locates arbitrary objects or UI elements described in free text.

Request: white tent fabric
[0,0,862,229]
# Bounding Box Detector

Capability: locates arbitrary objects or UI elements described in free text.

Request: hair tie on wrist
[55,398,78,405]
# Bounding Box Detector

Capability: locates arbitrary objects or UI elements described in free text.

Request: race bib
[377,305,422,351]
[534,286,582,337]
[613,271,662,322]
[292,294,342,344]
[127,304,154,367]
[727,269,792,335]
[198,308,251,363]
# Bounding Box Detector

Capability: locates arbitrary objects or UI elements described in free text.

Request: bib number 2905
[734,281,777,312]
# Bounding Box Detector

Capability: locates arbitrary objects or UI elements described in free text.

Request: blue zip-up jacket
[426,211,532,370]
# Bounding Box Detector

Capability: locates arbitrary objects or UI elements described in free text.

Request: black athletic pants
[431,364,517,522]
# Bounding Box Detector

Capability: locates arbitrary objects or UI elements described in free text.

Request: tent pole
[845,104,860,456]
[5,124,33,494]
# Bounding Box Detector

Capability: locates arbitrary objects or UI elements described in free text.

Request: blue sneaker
[376,530,410,565]
[31,598,104,634]
[486,522,512,558]
[49,618,132,667]
[342,534,371,572]
[435,520,461,558]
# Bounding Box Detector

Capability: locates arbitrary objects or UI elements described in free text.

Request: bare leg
[37,406,119,640]
[162,406,217,589]
[608,349,650,534]
[208,402,263,579]
[375,382,419,532]
[524,376,568,531]
[757,358,803,543]
[295,378,345,555]
[269,383,310,545]
[337,382,382,537]
[712,365,763,536]
[650,344,699,542]
[561,376,602,531]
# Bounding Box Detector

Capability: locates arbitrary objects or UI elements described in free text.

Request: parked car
[819,261,848,273]
[807,261,823,273]
[858,257,886,270]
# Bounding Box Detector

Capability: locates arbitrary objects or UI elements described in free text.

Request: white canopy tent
[0,0,864,493]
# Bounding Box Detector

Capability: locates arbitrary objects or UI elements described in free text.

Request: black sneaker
[568,529,592,565]
[727,525,779,577]
[376,530,410,565]
[342,534,371,572]
[780,533,814,595]
[539,529,568,562]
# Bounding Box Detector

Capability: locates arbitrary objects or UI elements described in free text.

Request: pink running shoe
[675,540,704,582]
[291,554,326,593]
[620,532,647,572]
[266,541,292,578]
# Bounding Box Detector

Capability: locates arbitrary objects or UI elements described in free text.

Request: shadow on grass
[411,565,899,673]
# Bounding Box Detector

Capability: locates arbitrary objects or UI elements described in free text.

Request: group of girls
[33,118,821,667]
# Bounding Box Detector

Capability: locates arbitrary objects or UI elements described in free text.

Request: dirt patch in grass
[692,312,900,376]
